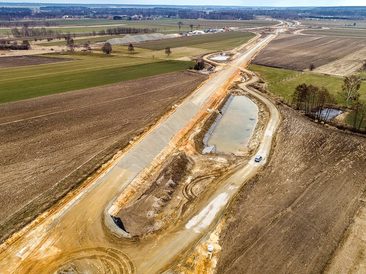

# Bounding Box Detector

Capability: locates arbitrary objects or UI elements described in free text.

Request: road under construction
[0,25,285,273]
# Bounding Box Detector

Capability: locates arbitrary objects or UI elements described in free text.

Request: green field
[38,34,125,47]
[0,24,127,36]
[118,19,275,33]
[250,64,366,105]
[0,27,254,104]
[359,70,366,80]
[0,54,192,103]
[43,19,131,26]
[40,30,254,52]
[0,18,274,38]
[136,31,255,50]
[346,110,366,129]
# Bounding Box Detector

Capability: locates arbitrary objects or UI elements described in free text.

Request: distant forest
[1,5,366,22]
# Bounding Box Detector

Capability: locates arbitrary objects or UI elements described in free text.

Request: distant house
[131,14,143,20]
[113,15,130,20]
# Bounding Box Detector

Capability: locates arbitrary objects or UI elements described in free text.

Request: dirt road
[0,31,280,273]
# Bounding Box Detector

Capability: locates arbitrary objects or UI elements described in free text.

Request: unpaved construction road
[0,30,282,273]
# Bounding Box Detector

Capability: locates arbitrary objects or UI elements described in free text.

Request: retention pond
[204,95,258,155]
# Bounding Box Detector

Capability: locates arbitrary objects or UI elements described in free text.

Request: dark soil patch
[0,55,72,68]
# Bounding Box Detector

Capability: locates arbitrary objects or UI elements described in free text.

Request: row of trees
[177,22,202,32]
[9,26,156,41]
[100,42,172,57]
[342,75,365,130]
[11,27,62,39]
[292,74,365,131]
[292,83,334,120]
[0,39,30,50]
[97,27,155,36]
[0,21,56,28]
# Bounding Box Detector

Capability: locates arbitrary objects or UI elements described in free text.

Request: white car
[254,156,263,163]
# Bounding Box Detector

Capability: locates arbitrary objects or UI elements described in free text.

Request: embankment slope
[217,106,366,273]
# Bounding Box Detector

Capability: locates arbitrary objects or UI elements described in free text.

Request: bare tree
[165,47,172,57]
[66,38,74,52]
[362,60,366,71]
[102,42,112,55]
[22,40,30,50]
[194,59,205,70]
[128,43,134,53]
[292,83,308,110]
[352,102,366,130]
[315,87,333,120]
[292,83,332,120]
[341,75,362,105]
[83,41,91,51]
[177,21,183,32]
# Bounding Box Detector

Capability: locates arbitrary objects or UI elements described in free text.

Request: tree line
[0,39,30,50]
[9,26,156,41]
[292,74,365,131]
[292,83,334,121]
[0,21,56,28]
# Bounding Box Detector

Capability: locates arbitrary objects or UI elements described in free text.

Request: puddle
[204,95,258,155]
[317,108,343,121]
[210,53,230,62]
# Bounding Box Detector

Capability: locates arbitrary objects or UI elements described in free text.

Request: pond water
[205,95,258,155]
[317,108,343,121]
[210,54,230,62]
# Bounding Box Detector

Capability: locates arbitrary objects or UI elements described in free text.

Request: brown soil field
[0,55,71,67]
[0,71,206,243]
[253,34,366,71]
[302,28,366,38]
[217,106,366,274]
[325,202,366,273]
[314,47,366,76]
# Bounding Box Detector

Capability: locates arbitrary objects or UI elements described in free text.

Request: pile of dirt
[217,105,366,273]
[253,34,366,71]
[118,152,192,236]
[0,71,207,243]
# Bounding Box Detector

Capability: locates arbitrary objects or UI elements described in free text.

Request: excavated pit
[117,152,192,237]
[114,87,267,239]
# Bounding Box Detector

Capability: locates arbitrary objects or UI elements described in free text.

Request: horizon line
[2,2,366,8]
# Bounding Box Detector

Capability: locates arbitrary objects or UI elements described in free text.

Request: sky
[3,0,366,7]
